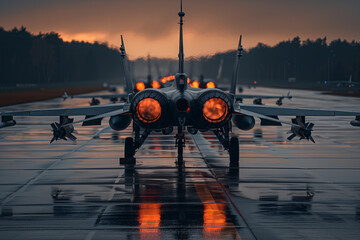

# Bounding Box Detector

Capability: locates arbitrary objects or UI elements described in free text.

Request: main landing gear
[120,123,239,167]
[120,123,150,165]
[213,123,239,166]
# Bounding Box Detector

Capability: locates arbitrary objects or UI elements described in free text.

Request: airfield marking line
[84,230,96,240]
[190,135,245,240]
[191,133,258,240]
[0,126,109,207]
[189,171,242,240]
[107,171,123,201]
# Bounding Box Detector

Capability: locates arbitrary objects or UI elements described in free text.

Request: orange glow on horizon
[58,31,259,59]
[136,81,146,91]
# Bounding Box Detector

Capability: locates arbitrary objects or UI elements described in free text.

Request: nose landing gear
[176,126,185,163]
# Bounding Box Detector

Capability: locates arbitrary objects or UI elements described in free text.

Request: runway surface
[0,87,360,240]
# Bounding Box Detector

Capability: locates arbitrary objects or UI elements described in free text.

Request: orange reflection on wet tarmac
[138,203,162,231]
[190,171,241,239]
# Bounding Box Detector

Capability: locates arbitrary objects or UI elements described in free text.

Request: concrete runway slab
[0,88,359,239]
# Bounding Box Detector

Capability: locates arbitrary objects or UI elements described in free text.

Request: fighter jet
[1,1,360,165]
[189,58,291,105]
[134,55,163,92]
[324,75,359,89]
[64,54,165,106]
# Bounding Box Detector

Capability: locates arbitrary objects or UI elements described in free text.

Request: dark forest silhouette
[0,27,124,87]
[196,37,360,86]
[1,27,360,88]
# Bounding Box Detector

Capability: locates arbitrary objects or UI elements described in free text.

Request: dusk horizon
[1,0,359,58]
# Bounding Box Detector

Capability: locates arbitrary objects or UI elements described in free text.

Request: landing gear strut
[120,123,150,165]
[176,126,185,163]
[213,123,239,166]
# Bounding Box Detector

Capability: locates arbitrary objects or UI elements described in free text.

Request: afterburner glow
[202,98,228,123]
[136,98,162,123]
[206,81,216,88]
[136,82,146,91]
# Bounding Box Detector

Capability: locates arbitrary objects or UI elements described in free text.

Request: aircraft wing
[327,81,348,83]
[65,93,128,100]
[1,103,129,117]
[235,94,291,100]
[234,103,360,117]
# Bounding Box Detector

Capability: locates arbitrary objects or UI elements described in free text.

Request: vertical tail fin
[178,0,185,73]
[120,35,134,95]
[229,35,243,95]
[174,0,188,92]
[216,59,224,81]
[147,54,152,85]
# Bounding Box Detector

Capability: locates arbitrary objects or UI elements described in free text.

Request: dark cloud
[1,0,359,57]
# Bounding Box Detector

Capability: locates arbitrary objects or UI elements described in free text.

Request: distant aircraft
[1,1,360,165]
[324,75,359,88]
[63,54,163,105]
[134,55,163,92]
[189,59,223,89]
[189,59,291,105]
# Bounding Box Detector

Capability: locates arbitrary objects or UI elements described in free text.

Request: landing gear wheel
[229,137,239,166]
[120,137,136,165]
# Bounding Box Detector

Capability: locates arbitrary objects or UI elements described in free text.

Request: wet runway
[0,87,360,240]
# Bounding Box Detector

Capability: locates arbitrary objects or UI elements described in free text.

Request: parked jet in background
[324,75,359,88]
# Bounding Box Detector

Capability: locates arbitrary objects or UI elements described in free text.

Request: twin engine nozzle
[130,89,232,129]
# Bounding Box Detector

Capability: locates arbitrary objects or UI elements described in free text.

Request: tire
[125,137,134,158]
[229,137,239,163]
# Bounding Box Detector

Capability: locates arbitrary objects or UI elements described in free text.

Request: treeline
[2,27,360,88]
[195,37,360,86]
[0,27,124,87]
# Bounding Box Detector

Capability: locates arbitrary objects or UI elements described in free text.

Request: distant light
[324,81,327,84]
[190,80,200,88]
[254,81,257,84]
[206,81,216,88]
[160,75,175,83]
[136,82,146,91]
[151,80,161,89]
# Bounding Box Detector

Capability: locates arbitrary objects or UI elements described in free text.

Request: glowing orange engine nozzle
[206,81,216,89]
[160,75,175,83]
[190,80,200,88]
[136,82,146,91]
[202,98,228,123]
[136,98,162,123]
[151,80,161,89]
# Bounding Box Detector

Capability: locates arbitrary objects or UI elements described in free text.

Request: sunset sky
[1,0,359,59]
